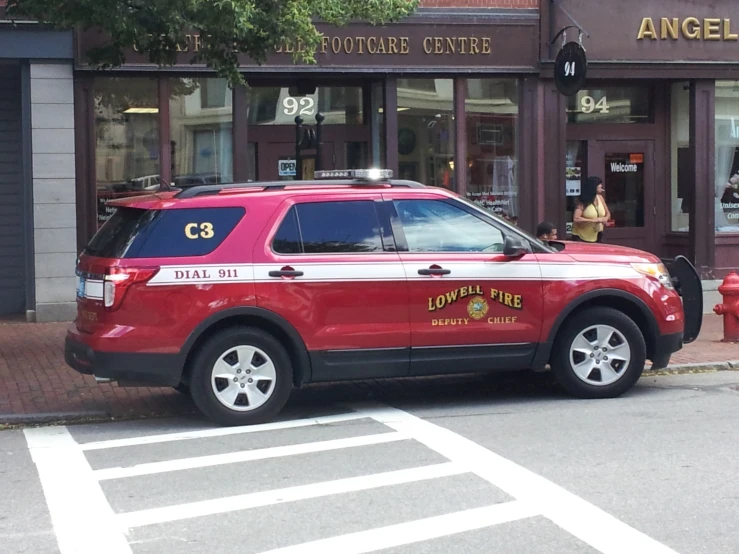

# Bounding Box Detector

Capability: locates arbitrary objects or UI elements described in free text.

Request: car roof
[107,179,457,210]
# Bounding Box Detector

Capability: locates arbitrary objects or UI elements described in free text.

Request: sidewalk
[1,315,737,425]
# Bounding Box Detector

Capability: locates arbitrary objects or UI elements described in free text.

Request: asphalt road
[1,369,738,554]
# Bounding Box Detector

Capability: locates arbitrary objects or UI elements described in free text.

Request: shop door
[589,140,655,252]
[261,141,335,181]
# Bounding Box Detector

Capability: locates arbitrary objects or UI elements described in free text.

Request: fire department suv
[66,169,703,426]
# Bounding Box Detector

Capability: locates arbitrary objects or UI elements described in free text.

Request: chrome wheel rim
[211,345,277,411]
[569,324,631,387]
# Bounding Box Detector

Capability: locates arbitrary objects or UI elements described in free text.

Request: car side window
[394,199,505,253]
[272,201,384,254]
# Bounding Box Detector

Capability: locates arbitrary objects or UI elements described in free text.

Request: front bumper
[65,335,183,387]
[650,331,684,370]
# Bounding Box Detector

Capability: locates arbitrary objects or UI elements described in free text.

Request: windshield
[455,195,556,253]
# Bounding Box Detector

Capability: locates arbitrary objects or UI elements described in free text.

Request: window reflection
[170,78,233,187]
[715,81,739,233]
[397,79,455,189]
[394,199,504,252]
[465,79,518,221]
[94,77,160,228]
[670,82,690,232]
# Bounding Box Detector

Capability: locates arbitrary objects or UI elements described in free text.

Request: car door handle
[418,268,451,276]
[269,269,304,278]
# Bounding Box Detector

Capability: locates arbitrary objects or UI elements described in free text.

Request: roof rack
[173,169,425,199]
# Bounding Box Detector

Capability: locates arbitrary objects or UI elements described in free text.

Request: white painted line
[118,462,466,531]
[253,501,537,554]
[80,411,368,451]
[360,404,682,554]
[94,431,409,481]
[24,426,132,554]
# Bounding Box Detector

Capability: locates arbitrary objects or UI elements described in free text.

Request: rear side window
[84,206,245,258]
[272,201,384,254]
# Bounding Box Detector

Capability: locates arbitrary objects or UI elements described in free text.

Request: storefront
[72,10,540,247]
[541,0,739,279]
[0,18,75,322]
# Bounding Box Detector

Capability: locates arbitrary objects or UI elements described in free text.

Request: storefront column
[158,77,171,186]
[383,77,398,176]
[541,80,567,235]
[517,77,539,232]
[233,85,249,182]
[454,78,467,197]
[74,75,96,251]
[689,80,716,278]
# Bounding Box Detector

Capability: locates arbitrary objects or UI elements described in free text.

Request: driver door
[384,194,543,376]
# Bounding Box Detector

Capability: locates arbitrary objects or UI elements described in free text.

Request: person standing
[571,176,610,243]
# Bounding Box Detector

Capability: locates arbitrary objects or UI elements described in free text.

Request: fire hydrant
[714,271,739,342]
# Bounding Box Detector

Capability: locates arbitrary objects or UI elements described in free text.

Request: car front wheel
[189,327,293,426]
[551,307,646,399]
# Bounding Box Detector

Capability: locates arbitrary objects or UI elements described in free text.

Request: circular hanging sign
[554,41,587,96]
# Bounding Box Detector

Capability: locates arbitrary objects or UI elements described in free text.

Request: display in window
[566,166,582,196]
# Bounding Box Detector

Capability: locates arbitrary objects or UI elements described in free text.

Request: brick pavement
[0,315,736,425]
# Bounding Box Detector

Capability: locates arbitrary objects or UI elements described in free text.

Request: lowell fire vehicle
[65,169,703,426]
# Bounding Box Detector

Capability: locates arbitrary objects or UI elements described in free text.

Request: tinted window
[299,201,383,253]
[272,207,301,254]
[84,206,245,258]
[271,201,384,254]
[394,199,505,252]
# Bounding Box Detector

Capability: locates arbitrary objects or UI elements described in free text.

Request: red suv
[66,169,703,426]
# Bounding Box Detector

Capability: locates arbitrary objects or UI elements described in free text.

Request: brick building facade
[2,0,739,322]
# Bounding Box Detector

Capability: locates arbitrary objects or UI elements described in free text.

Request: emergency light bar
[314,169,393,180]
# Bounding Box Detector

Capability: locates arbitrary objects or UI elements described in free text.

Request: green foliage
[7,0,419,87]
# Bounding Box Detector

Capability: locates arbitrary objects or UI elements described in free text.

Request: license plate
[76,276,86,298]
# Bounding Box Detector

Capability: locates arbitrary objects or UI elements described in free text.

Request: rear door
[385,193,543,376]
[253,193,409,382]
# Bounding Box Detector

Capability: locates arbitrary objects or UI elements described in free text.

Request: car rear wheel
[551,307,646,399]
[189,327,293,426]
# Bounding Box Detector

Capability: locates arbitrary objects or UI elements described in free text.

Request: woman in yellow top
[571,176,610,243]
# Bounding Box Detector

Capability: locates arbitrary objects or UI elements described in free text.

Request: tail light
[103,267,159,310]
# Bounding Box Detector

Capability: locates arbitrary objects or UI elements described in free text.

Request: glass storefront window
[247,86,363,126]
[670,82,690,232]
[397,78,455,189]
[94,77,159,228]
[603,152,645,228]
[565,141,587,236]
[715,81,739,233]
[567,87,653,124]
[464,78,518,221]
[170,78,233,186]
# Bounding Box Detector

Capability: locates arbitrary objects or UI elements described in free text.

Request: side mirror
[503,235,528,257]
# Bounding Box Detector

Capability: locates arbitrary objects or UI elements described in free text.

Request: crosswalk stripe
[360,404,682,554]
[24,426,132,554]
[116,462,467,531]
[253,501,538,554]
[94,431,409,481]
[80,411,368,451]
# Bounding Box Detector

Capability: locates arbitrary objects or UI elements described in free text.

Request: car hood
[552,240,661,264]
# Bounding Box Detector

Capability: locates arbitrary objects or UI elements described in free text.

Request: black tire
[550,307,646,399]
[189,327,293,426]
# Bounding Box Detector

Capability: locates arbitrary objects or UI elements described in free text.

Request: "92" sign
[282,96,315,116]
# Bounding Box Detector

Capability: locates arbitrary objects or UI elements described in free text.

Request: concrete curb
[644,360,739,376]
[1,361,738,429]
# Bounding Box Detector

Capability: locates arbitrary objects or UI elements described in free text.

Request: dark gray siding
[0,64,26,314]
